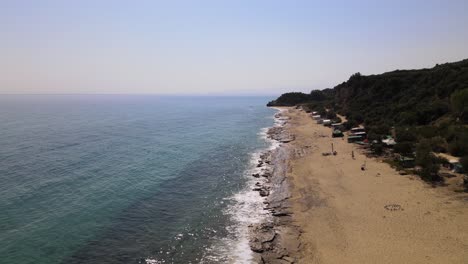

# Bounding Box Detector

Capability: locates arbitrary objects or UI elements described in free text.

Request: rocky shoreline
[248,110,302,264]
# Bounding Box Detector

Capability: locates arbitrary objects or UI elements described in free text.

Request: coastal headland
[251,107,468,264]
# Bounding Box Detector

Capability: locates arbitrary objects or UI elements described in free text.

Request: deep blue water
[0,95,276,264]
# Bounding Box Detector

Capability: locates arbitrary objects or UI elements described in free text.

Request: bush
[371,143,384,155]
[394,142,414,155]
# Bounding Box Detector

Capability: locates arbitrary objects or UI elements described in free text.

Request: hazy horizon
[2,0,468,95]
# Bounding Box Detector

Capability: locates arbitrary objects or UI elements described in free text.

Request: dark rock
[250,241,264,253]
[282,256,295,263]
[272,211,292,217]
[252,253,264,263]
[255,226,276,242]
[259,189,270,197]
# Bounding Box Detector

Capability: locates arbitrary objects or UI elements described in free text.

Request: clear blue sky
[2,0,468,94]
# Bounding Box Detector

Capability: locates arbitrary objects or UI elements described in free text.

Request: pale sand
[283,108,468,264]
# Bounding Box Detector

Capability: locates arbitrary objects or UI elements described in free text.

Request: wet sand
[281,107,468,264]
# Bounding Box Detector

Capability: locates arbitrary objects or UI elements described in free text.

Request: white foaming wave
[145,258,164,264]
[258,123,282,152]
[199,150,272,263]
[217,150,272,263]
[206,109,283,263]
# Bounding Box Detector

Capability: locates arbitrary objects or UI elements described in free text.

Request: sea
[0,95,279,264]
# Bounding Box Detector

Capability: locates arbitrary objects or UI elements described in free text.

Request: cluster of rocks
[249,223,276,253]
[267,126,295,143]
[252,151,274,197]
[248,112,302,264]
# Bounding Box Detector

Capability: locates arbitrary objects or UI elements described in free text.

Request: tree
[395,127,417,142]
[342,120,359,131]
[349,72,362,82]
[460,155,468,175]
[266,92,312,106]
[415,140,441,182]
[450,88,468,123]
[310,90,326,101]
[394,142,413,155]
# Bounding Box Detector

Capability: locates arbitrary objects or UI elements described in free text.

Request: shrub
[416,140,441,182]
[371,143,384,155]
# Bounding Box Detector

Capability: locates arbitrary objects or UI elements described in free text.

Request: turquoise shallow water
[0,95,275,264]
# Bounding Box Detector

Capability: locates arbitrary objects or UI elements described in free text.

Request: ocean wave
[200,108,283,263]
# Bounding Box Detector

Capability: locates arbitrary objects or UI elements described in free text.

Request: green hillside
[268,59,468,179]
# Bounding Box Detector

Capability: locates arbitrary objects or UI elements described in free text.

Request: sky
[1,0,468,95]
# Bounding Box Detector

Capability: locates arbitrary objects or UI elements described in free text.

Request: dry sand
[282,107,468,264]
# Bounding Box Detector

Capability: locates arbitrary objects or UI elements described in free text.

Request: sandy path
[284,108,468,264]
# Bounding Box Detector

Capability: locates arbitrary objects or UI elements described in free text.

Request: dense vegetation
[268,59,468,179]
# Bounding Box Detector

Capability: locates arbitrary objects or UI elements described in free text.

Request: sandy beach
[273,107,468,263]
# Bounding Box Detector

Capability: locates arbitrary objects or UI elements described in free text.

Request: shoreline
[248,108,301,263]
[262,107,468,264]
